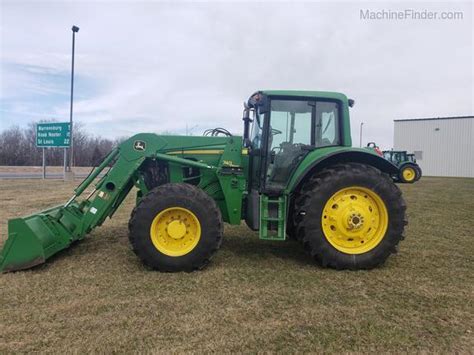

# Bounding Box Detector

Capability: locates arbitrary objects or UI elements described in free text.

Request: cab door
[262,98,341,192]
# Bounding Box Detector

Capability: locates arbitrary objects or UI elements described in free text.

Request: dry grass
[0,177,473,353]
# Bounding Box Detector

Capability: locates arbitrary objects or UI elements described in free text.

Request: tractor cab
[242,91,350,239]
[383,150,408,167]
[244,91,344,193]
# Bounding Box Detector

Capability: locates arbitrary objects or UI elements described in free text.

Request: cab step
[259,195,287,241]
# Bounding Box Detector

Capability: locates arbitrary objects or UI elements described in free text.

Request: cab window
[315,101,339,147]
[265,99,340,190]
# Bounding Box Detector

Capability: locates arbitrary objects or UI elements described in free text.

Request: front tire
[128,183,223,272]
[293,163,407,270]
[399,164,417,183]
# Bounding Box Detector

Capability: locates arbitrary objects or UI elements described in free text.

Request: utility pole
[68,25,80,173]
[359,122,364,148]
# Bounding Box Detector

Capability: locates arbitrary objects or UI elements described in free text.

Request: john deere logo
[133,140,146,151]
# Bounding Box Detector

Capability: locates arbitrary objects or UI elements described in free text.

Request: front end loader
[0,90,407,273]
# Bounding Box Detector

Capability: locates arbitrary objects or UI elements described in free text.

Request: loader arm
[0,135,219,272]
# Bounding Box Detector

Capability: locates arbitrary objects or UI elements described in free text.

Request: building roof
[394,115,474,122]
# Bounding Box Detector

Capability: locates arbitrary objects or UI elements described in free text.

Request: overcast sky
[0,0,472,149]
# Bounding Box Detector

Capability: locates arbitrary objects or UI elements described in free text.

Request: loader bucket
[0,148,123,273]
[0,206,77,273]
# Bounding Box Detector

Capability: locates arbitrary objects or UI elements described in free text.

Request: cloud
[0,1,472,148]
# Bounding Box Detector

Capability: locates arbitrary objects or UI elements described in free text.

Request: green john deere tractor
[0,90,407,273]
[382,150,422,183]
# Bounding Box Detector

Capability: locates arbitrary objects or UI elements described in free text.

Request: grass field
[0,177,473,353]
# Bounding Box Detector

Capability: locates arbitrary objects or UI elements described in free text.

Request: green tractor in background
[0,90,407,273]
[383,150,422,183]
[366,143,422,184]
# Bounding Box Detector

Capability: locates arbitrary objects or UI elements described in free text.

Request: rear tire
[414,165,422,181]
[293,163,407,270]
[129,183,223,272]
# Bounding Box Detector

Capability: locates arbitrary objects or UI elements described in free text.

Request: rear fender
[399,162,418,170]
[288,149,399,193]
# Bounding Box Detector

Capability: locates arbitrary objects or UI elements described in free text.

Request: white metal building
[393,116,474,178]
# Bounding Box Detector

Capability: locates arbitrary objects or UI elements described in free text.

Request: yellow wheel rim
[402,167,416,182]
[150,207,201,257]
[321,187,388,254]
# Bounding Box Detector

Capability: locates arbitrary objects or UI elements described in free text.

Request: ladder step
[262,217,283,222]
[259,194,287,241]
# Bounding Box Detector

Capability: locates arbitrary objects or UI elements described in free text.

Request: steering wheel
[271,128,282,135]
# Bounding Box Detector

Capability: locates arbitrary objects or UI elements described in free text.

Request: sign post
[63,148,67,178]
[36,122,71,179]
[42,148,46,179]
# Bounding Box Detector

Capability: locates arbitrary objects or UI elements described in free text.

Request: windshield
[268,99,340,149]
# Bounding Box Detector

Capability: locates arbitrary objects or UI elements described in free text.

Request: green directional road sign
[36,122,71,147]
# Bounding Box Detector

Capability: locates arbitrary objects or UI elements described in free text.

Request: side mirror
[242,105,252,148]
[348,99,355,107]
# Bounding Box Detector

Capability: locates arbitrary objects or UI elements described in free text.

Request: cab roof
[261,90,348,101]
